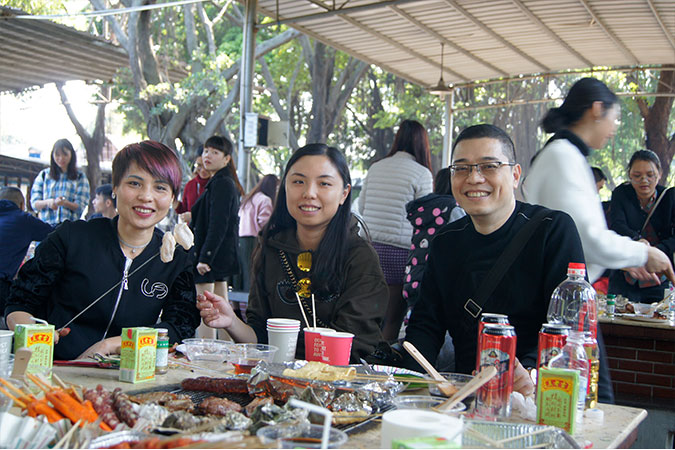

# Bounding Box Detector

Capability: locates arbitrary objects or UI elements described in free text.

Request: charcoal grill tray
[126,383,390,434]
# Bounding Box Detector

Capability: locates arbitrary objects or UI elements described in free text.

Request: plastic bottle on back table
[549,331,589,423]
[547,262,599,409]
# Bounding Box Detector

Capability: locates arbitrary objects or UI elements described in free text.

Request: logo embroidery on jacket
[141,278,169,299]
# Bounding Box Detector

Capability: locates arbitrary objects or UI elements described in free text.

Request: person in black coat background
[190,136,245,338]
[608,150,675,302]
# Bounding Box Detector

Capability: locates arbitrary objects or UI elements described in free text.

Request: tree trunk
[304,40,368,143]
[636,67,675,182]
[56,83,107,216]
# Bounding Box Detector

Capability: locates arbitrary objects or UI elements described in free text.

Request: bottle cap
[567,262,586,277]
[584,408,604,423]
[607,299,615,305]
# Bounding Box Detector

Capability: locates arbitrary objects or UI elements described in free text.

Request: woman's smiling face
[285,154,350,234]
[114,162,174,232]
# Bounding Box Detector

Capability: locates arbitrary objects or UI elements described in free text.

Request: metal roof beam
[388,5,508,77]
[510,0,594,68]
[338,14,470,82]
[646,0,675,50]
[257,0,419,28]
[441,0,550,72]
[577,0,639,65]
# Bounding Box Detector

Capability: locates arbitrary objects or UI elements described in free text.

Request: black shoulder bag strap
[641,187,670,235]
[463,208,550,319]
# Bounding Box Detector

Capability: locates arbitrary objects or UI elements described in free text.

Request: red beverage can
[476,313,510,372]
[475,324,517,418]
[537,323,570,370]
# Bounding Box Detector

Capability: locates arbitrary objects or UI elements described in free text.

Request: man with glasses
[403,124,586,397]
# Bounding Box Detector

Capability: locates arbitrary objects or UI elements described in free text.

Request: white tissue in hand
[510,391,537,421]
[173,222,194,250]
[161,231,176,263]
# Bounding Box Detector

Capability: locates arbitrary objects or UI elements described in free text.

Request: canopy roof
[254,0,675,87]
[0,6,185,93]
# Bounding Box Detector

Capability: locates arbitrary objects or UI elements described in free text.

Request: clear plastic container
[257,423,348,449]
[181,338,233,362]
[230,343,278,374]
[549,331,589,422]
[393,395,466,414]
[427,372,473,398]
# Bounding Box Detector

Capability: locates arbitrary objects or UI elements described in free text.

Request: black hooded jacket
[5,217,200,360]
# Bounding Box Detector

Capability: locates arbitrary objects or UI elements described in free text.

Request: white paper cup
[267,327,300,363]
[267,318,301,328]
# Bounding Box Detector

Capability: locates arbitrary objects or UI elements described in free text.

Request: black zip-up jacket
[190,167,240,277]
[5,217,200,360]
[609,182,675,255]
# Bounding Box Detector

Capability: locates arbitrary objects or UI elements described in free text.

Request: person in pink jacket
[238,174,279,291]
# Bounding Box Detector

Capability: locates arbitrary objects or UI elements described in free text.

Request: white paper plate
[620,313,669,324]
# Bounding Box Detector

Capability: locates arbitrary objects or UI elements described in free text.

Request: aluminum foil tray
[124,383,384,434]
[462,420,580,449]
[88,430,149,448]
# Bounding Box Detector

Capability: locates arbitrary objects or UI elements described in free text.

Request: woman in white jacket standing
[523,77,674,285]
[359,120,433,341]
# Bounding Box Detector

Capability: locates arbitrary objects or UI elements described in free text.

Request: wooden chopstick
[352,374,455,385]
[0,385,27,408]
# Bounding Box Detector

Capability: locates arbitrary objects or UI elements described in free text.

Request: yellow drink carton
[536,367,580,434]
[13,324,54,378]
[119,327,157,383]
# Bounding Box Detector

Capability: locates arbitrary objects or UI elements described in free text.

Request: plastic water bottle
[668,287,675,324]
[549,331,589,423]
[547,262,598,408]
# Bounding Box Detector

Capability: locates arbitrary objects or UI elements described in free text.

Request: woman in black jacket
[190,136,244,337]
[609,150,675,302]
[6,141,200,360]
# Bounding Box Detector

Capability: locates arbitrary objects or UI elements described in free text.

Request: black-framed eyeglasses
[629,173,657,183]
[449,161,515,177]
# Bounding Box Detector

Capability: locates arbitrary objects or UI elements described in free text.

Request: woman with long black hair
[608,150,675,302]
[190,136,244,338]
[31,139,90,225]
[197,144,387,362]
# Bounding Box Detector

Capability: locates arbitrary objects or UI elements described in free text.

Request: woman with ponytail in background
[523,78,675,404]
[190,136,245,337]
[523,77,674,286]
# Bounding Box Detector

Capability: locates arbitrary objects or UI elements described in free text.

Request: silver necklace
[118,233,152,254]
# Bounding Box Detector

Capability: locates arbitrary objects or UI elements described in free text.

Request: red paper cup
[320,331,354,365]
[303,327,334,362]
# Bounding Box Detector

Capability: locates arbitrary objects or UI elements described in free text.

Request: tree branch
[196,2,216,56]
[55,82,91,146]
[89,0,129,50]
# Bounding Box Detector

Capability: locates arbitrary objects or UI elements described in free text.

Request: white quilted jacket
[358,151,433,248]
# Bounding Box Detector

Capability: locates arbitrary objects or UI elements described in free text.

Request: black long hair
[542,78,618,134]
[628,149,661,173]
[253,143,353,297]
[203,135,245,196]
[49,139,79,180]
[241,174,279,208]
[386,120,433,171]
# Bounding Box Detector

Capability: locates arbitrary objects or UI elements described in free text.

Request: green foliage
[2,0,68,14]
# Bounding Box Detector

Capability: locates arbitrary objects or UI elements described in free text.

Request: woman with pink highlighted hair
[6,141,200,360]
